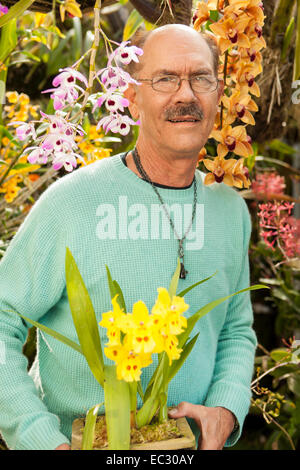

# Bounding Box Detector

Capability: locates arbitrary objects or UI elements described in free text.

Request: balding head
[123,24,220,78]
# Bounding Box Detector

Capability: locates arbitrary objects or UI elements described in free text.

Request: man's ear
[124,84,139,120]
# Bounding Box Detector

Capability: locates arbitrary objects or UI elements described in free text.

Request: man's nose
[174,79,197,101]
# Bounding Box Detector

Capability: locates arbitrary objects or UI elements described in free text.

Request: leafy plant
[7,247,267,450]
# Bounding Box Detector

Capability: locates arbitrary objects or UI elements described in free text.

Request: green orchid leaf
[5,309,83,355]
[177,271,218,297]
[137,355,166,426]
[135,394,160,429]
[166,333,200,385]
[178,284,269,349]
[0,125,22,147]
[81,402,104,450]
[158,391,168,423]
[105,265,126,312]
[168,258,181,298]
[137,380,144,402]
[294,0,300,80]
[281,17,295,60]
[143,352,165,402]
[123,9,144,41]
[12,163,34,171]
[0,0,35,28]
[113,280,127,313]
[270,348,292,362]
[104,365,131,450]
[65,247,104,387]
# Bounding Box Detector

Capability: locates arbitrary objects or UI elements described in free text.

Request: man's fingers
[168,401,202,421]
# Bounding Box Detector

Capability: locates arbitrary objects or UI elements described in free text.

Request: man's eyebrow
[152,68,214,76]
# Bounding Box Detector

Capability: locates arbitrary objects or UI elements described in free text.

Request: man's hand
[168,402,236,450]
[55,443,71,450]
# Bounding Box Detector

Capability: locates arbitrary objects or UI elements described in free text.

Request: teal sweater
[0,153,257,450]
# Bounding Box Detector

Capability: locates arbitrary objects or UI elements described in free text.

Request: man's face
[126,28,223,158]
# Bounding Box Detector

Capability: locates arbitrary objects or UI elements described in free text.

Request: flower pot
[71,414,196,450]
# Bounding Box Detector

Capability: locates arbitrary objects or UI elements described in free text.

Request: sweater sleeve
[0,188,70,450]
[203,196,257,447]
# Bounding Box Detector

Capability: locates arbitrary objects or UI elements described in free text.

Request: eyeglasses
[136,74,219,94]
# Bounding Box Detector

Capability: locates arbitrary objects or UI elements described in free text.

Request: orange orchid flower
[207,0,225,9]
[210,14,251,54]
[193,2,210,30]
[222,89,258,125]
[227,0,265,25]
[202,155,236,186]
[197,147,207,163]
[231,157,251,188]
[245,18,267,49]
[211,125,253,158]
[234,62,261,97]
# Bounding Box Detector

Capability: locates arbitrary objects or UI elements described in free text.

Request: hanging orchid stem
[219,0,231,127]
[250,399,296,450]
[0,150,24,188]
[219,49,229,129]
[69,0,103,123]
[52,0,56,27]
[72,47,93,70]
[68,0,116,125]
[251,361,291,387]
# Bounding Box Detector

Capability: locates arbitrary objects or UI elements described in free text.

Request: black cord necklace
[132,147,197,279]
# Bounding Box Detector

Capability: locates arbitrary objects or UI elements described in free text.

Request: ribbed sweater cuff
[204,382,251,447]
[14,417,70,450]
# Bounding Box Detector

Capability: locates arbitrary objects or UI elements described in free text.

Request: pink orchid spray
[258,201,300,259]
[91,40,143,135]
[10,40,143,172]
[252,172,286,196]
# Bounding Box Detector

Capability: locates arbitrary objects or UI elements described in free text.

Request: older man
[0,24,256,450]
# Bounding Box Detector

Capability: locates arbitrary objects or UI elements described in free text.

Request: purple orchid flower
[93,91,129,114]
[52,151,85,172]
[108,41,144,66]
[7,122,36,141]
[0,3,8,15]
[97,112,139,136]
[42,67,88,110]
[96,66,140,92]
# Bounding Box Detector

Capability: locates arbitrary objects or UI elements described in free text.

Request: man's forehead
[140,28,213,73]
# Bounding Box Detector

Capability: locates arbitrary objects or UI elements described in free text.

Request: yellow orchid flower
[202,155,236,186]
[60,0,82,23]
[150,287,188,353]
[151,287,189,317]
[105,345,152,382]
[222,89,258,125]
[99,294,124,342]
[211,124,253,158]
[120,300,157,354]
[163,334,182,365]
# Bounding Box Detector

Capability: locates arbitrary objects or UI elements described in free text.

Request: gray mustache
[165,104,204,121]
